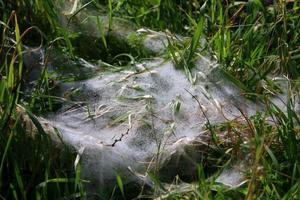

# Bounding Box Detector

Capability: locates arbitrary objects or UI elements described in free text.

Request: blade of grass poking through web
[166,37,193,83]
[166,37,180,67]
[116,175,125,199]
[74,147,84,194]
[43,69,53,111]
[187,17,204,63]
[96,16,107,49]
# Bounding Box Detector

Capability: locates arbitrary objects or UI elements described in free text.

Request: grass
[1,0,300,199]
[0,6,85,200]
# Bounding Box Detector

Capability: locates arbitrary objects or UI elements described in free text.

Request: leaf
[116,175,125,198]
[188,17,204,62]
[25,108,47,136]
[265,145,279,169]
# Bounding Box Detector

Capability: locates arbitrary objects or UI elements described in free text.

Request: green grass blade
[188,17,204,62]
[116,175,125,199]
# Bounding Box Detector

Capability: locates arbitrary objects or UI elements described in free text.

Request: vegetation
[1,0,300,199]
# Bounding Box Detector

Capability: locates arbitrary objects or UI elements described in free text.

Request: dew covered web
[45,54,259,195]
[41,1,262,196]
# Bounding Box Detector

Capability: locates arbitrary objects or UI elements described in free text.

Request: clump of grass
[0,12,86,200]
[148,91,300,199]
[118,1,300,94]
[166,16,204,83]
[205,0,300,95]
